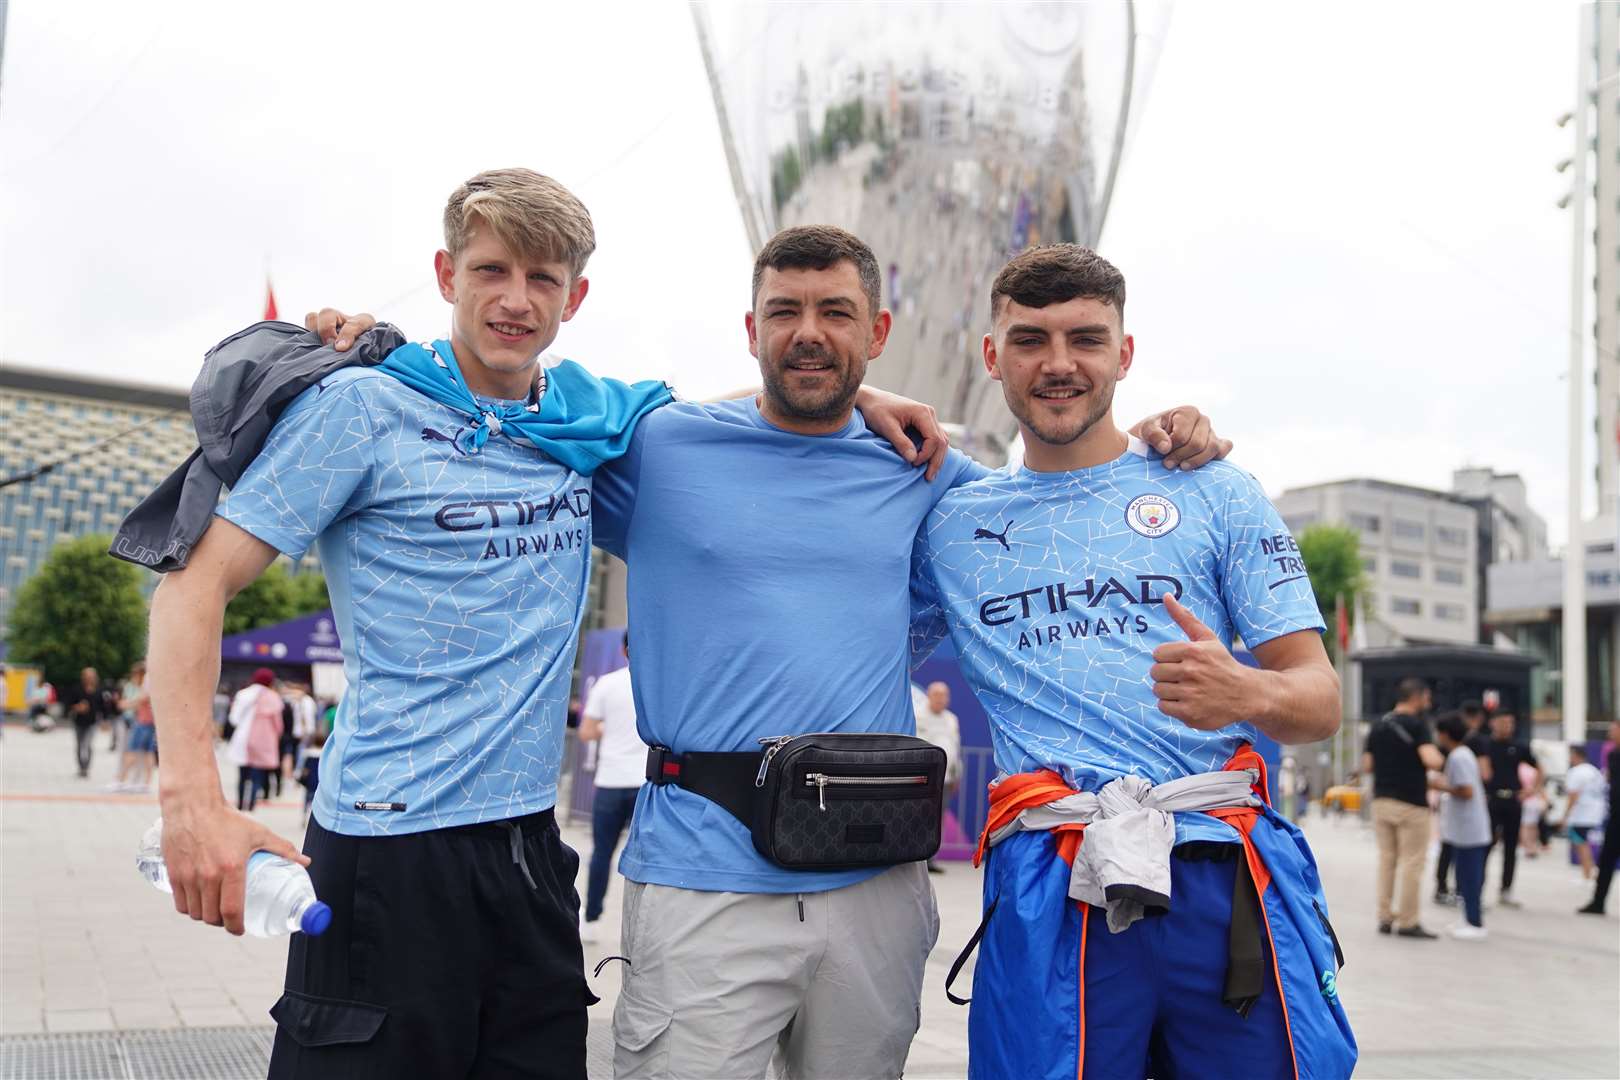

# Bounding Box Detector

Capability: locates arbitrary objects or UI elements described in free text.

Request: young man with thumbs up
[911,245,1356,1079]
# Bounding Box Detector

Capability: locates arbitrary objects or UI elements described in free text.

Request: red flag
[263,279,279,322]
[1335,593,1349,653]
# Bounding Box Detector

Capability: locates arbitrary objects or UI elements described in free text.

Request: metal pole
[1565,3,1593,746]
[689,2,768,254]
[1093,0,1138,247]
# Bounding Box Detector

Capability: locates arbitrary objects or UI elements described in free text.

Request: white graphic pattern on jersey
[911,441,1322,842]
[221,368,590,836]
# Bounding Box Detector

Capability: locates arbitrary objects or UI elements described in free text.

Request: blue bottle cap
[300,901,333,936]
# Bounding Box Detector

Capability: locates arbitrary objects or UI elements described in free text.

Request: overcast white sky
[0,1,1590,544]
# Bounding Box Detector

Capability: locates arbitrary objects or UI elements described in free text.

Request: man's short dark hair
[1459,699,1484,720]
[990,244,1126,323]
[1570,743,1588,761]
[1395,677,1428,704]
[1435,712,1466,743]
[752,225,882,317]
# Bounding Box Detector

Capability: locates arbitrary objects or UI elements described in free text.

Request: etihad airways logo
[432,489,590,532]
[979,574,1184,627]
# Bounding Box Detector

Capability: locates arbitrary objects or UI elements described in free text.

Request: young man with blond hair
[910,245,1356,1078]
[147,168,674,1079]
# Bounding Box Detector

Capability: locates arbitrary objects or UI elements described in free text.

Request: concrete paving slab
[4,722,1617,1078]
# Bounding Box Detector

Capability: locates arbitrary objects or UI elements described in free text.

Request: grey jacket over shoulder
[110,320,406,572]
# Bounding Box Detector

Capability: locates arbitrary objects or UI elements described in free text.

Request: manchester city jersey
[220,366,596,835]
[911,436,1324,844]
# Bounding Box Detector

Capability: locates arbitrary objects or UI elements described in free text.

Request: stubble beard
[761,342,866,422]
[1007,377,1116,448]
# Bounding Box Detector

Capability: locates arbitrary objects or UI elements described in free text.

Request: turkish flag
[1336,594,1349,653]
[263,279,279,322]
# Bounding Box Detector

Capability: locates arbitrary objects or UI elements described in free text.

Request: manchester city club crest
[1125,494,1181,538]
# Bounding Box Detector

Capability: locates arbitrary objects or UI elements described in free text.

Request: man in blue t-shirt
[146,169,673,1080]
[911,245,1356,1079]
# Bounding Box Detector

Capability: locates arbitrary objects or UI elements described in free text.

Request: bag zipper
[804,772,929,811]
[756,735,795,787]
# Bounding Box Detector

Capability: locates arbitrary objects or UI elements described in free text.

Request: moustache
[782,345,838,366]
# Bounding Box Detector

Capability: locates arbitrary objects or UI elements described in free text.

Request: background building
[1486,529,1620,737]
[0,366,193,643]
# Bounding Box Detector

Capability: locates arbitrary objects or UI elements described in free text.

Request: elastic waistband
[444,807,557,840]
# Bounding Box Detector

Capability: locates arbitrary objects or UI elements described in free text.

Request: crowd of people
[29,661,333,812]
[1363,677,1619,942]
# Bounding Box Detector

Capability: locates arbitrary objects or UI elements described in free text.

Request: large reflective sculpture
[694,1,1157,456]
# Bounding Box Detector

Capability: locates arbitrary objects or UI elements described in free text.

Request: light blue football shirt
[219,366,599,836]
[911,436,1324,844]
[593,398,990,893]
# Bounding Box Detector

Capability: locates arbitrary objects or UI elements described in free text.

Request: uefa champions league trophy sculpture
[692,1,1152,458]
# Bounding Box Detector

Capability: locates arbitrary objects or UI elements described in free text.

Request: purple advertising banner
[220,610,344,666]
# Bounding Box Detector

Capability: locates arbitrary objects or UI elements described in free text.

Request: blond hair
[442,168,596,278]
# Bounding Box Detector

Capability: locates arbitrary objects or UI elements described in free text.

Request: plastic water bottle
[136,818,332,938]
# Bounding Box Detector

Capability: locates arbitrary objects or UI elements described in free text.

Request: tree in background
[223,561,296,636]
[7,535,148,688]
[1298,524,1366,663]
[288,570,329,618]
[222,562,329,635]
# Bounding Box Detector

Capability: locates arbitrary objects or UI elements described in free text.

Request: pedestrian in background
[914,681,961,874]
[116,662,158,793]
[60,667,116,779]
[1435,700,1493,904]
[1578,720,1620,915]
[226,669,283,811]
[1560,744,1609,882]
[1363,677,1442,939]
[577,633,645,943]
[1485,711,1540,909]
[1432,713,1490,941]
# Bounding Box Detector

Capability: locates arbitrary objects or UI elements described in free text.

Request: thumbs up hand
[1150,593,1255,731]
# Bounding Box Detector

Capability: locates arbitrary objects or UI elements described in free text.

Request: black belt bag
[645,733,947,870]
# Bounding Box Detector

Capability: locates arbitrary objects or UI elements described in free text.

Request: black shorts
[267,810,593,1080]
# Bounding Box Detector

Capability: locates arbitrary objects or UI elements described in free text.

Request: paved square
[3,724,1616,1077]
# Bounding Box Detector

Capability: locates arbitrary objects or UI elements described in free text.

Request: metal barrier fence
[563,735,996,864]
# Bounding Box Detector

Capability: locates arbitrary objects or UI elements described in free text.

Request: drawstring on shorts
[502,821,538,890]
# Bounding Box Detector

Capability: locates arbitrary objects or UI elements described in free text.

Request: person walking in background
[914,681,961,874]
[1578,720,1620,915]
[1520,767,1549,859]
[577,632,646,944]
[1363,677,1442,939]
[1431,713,1490,941]
[1435,700,1493,904]
[117,663,159,793]
[1484,711,1540,909]
[60,667,116,779]
[226,669,283,811]
[1560,744,1609,881]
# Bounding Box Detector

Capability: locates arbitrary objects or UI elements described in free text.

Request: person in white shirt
[1560,744,1610,880]
[579,633,647,941]
[914,681,962,874]
[1431,713,1491,940]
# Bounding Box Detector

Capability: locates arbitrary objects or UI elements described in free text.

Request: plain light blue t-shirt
[593,398,989,893]
[910,437,1325,845]
[219,367,597,835]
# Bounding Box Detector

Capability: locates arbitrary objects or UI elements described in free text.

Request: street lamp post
[1563,5,1591,747]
